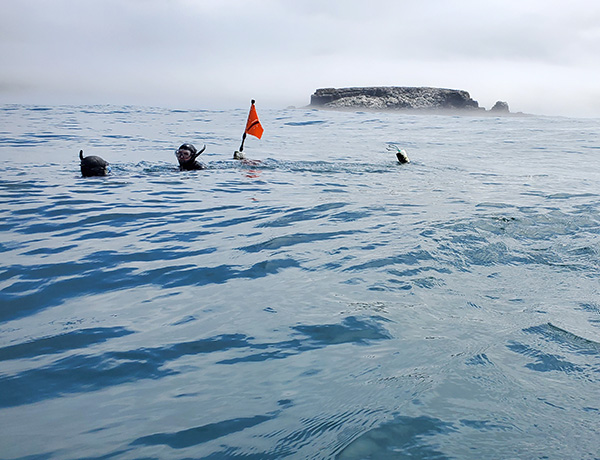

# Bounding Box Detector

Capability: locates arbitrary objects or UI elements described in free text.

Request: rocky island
[310,86,510,114]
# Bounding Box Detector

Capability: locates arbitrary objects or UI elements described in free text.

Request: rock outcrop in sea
[490,100,510,113]
[310,87,510,113]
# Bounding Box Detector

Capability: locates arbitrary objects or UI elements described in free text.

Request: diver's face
[176,148,193,163]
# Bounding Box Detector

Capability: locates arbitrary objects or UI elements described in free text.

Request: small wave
[336,415,454,459]
[535,322,600,350]
[271,407,384,457]
[284,120,327,126]
[507,339,586,375]
[0,326,134,362]
[0,332,253,408]
[256,202,347,228]
[131,413,276,449]
[217,315,392,365]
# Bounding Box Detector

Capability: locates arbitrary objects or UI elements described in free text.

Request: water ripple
[0,316,391,410]
[0,258,299,322]
[240,230,358,253]
[0,333,251,408]
[0,327,134,362]
[336,415,455,459]
[132,414,277,450]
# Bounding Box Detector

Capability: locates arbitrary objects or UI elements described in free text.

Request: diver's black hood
[178,144,197,154]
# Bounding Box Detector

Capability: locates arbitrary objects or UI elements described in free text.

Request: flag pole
[238,99,256,153]
[238,133,247,153]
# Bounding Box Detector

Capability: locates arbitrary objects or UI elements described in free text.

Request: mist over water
[1,105,599,459]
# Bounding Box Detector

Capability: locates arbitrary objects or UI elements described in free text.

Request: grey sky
[2,0,599,116]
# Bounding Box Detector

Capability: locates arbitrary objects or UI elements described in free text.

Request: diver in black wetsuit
[79,150,110,177]
[175,143,206,170]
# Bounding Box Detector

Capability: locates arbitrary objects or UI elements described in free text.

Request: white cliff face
[310,86,484,111]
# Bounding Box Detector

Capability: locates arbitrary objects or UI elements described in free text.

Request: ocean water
[0,104,599,459]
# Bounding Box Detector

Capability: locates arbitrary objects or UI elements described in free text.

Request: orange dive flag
[245,100,264,139]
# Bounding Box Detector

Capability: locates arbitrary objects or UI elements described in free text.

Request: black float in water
[387,145,410,164]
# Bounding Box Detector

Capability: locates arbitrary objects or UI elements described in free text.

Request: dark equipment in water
[79,150,110,177]
[387,145,410,164]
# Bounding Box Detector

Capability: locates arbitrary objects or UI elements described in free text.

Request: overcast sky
[2,0,600,117]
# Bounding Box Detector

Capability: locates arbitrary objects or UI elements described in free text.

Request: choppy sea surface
[1,104,599,459]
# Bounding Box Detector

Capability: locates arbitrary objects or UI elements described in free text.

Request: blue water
[1,104,599,459]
